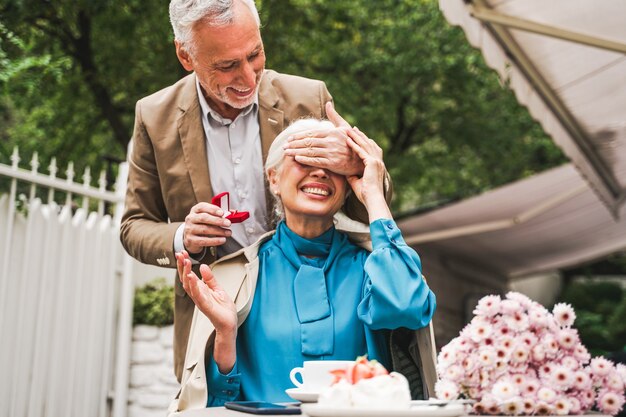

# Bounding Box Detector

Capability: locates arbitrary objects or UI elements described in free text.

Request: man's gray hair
[169,0,260,54]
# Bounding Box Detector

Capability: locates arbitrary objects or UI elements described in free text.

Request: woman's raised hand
[175,251,237,335]
[345,127,392,221]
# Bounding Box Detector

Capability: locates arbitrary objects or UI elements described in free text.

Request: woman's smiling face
[268,155,348,231]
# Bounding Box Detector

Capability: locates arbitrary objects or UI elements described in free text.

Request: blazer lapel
[258,71,284,162]
[258,71,284,220]
[178,73,213,203]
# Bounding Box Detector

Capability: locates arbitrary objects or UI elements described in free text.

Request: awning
[439,0,626,216]
[398,163,626,278]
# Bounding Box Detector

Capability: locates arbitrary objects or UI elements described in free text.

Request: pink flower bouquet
[435,292,626,415]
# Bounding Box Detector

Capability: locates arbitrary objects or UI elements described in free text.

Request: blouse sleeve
[357,218,436,330]
[206,358,242,407]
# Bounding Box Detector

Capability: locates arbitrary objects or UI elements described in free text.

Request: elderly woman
[171,120,436,411]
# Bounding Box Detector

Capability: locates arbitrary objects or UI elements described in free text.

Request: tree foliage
[1,0,565,211]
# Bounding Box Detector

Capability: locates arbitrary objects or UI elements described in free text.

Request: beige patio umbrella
[438,0,626,217]
[396,1,626,283]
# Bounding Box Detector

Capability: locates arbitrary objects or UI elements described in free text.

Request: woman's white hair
[265,118,335,220]
[169,0,260,55]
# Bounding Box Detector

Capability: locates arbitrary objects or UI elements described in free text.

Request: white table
[175,409,607,417]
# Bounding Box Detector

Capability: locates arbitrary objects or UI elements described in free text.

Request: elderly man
[121,0,387,381]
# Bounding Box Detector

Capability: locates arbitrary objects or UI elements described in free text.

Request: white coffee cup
[289,360,353,391]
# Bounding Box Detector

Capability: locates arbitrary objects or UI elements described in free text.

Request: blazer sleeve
[119,99,181,267]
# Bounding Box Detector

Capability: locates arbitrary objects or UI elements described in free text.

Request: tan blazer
[120,70,377,380]
[167,229,437,415]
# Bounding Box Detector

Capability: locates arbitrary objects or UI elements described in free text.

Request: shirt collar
[195,76,258,125]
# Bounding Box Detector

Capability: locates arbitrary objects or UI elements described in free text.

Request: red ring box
[211,192,250,223]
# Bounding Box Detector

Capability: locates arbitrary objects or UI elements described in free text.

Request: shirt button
[246,227,254,234]
[227,378,234,384]
[234,157,241,164]
[231,123,236,129]
[387,223,394,230]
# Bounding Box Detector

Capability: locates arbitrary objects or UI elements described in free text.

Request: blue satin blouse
[205,218,436,406]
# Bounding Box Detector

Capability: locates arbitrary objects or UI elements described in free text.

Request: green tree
[260,0,565,211]
[2,0,565,211]
[1,0,180,176]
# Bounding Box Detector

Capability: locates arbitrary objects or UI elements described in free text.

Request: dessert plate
[285,388,320,403]
[301,403,465,417]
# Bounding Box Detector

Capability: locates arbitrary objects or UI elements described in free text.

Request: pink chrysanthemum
[561,355,580,371]
[511,346,530,364]
[478,346,497,368]
[511,373,526,388]
[535,401,553,416]
[444,364,464,382]
[523,378,540,396]
[522,399,535,415]
[557,328,579,350]
[597,391,625,415]
[552,303,576,327]
[551,365,574,389]
[537,387,557,403]
[492,380,519,401]
[528,306,550,328]
[573,344,591,363]
[461,356,476,373]
[435,379,459,401]
[606,371,625,391]
[519,331,538,349]
[474,294,502,317]
[505,311,529,331]
[437,344,459,366]
[553,398,571,415]
[568,396,582,414]
[505,291,532,307]
[500,398,524,415]
[435,291,625,415]
[469,321,493,342]
[501,299,522,315]
[572,370,591,390]
[590,357,614,377]
[532,344,546,362]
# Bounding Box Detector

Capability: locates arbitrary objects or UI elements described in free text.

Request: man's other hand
[282,102,365,177]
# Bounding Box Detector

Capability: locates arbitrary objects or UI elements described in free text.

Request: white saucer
[285,387,320,403]
[301,403,466,417]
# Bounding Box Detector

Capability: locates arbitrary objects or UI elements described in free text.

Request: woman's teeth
[302,187,329,196]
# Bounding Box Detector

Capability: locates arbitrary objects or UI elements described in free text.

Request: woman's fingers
[199,264,231,303]
[188,272,213,310]
[346,175,360,189]
[346,137,367,162]
[200,264,222,291]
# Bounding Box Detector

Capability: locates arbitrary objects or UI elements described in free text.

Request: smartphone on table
[224,401,301,415]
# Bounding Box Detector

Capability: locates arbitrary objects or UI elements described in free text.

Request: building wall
[128,325,179,417]
[417,246,509,348]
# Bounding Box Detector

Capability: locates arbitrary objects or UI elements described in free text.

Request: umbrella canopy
[439,0,626,216]
[398,163,626,279]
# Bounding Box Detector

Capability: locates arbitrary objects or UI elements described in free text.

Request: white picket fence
[0,148,135,417]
